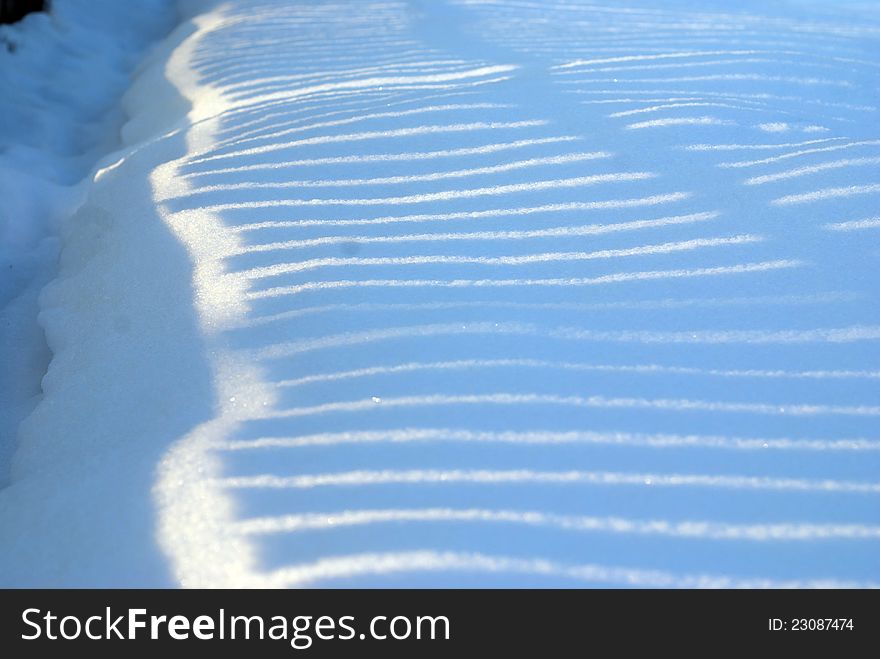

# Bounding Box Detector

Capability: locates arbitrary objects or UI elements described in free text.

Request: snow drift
[1,0,878,587]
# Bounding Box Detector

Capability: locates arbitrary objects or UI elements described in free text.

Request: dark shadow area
[0,0,45,25]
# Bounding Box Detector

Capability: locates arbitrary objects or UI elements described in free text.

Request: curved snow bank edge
[0,3,220,587]
[0,0,177,485]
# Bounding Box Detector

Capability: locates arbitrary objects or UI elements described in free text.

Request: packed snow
[0,0,878,587]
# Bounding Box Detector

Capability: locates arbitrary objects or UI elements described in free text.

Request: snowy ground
[1,0,878,587]
[0,0,175,483]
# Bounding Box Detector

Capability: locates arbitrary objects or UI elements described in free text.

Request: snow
[1,0,879,587]
[0,1,175,483]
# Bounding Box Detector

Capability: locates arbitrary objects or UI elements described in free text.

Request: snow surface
[0,0,175,483]
[1,0,879,587]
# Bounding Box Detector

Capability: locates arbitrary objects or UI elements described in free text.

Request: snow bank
[0,0,178,583]
[0,1,175,482]
[2,0,879,586]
